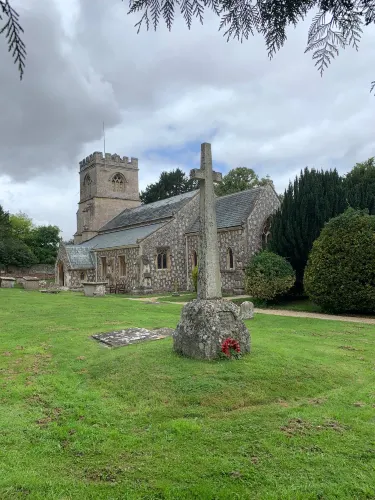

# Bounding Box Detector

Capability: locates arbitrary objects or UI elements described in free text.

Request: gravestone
[173,143,251,360]
[81,281,107,297]
[23,277,40,290]
[240,301,254,320]
[0,277,16,288]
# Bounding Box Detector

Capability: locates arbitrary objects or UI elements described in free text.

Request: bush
[192,265,198,292]
[245,251,295,302]
[304,208,375,314]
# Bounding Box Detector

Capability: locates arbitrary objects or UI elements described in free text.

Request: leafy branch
[0,0,25,79]
[125,0,375,93]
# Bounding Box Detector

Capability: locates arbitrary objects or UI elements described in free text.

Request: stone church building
[55,151,280,294]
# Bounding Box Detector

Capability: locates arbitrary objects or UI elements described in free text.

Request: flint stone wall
[246,185,280,261]
[96,247,139,291]
[55,245,96,288]
[140,194,199,292]
[186,228,246,293]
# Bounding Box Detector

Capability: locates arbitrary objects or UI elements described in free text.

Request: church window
[262,217,272,249]
[227,248,234,269]
[193,251,198,267]
[112,173,126,192]
[156,248,169,270]
[83,174,92,197]
[80,272,85,281]
[101,256,107,277]
[118,255,126,276]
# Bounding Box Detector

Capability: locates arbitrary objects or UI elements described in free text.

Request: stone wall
[95,247,140,291]
[5,263,55,276]
[69,269,96,288]
[55,246,95,288]
[140,194,199,292]
[186,227,246,293]
[246,185,280,261]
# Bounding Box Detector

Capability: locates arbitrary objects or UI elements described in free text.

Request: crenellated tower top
[79,152,138,171]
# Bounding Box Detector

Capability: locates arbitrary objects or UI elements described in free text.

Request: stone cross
[190,143,222,300]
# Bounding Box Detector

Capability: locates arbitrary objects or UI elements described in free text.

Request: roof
[79,223,164,250]
[99,190,198,232]
[187,187,264,233]
[65,246,96,270]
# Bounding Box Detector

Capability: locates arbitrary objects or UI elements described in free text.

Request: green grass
[158,292,323,313]
[0,289,375,499]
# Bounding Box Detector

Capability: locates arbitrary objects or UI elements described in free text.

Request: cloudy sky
[0,0,374,239]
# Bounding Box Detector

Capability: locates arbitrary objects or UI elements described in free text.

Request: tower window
[227,248,234,269]
[83,174,92,197]
[112,173,125,192]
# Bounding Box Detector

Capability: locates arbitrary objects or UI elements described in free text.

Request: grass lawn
[1,289,375,499]
[158,292,323,313]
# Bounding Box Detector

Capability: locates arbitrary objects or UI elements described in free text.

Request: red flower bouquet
[221,338,241,359]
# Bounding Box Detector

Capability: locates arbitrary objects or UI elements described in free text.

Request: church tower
[74,152,141,244]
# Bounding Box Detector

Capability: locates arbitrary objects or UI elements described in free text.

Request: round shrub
[245,250,295,301]
[192,265,198,292]
[304,208,375,314]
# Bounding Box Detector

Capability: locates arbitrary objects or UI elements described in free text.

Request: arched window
[83,174,92,197]
[262,217,272,249]
[227,248,234,269]
[111,173,125,192]
[193,251,198,267]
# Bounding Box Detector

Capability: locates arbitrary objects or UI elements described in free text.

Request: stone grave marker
[92,327,174,347]
[173,143,251,360]
[240,301,254,320]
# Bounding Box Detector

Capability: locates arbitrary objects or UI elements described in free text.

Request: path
[125,296,375,325]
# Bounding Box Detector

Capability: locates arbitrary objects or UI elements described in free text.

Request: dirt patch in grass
[281,418,348,437]
[84,466,128,483]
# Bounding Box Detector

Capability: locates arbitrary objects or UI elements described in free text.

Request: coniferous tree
[268,167,347,291]
[343,158,375,215]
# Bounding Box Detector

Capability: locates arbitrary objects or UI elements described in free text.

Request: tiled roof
[99,190,198,232]
[79,223,164,250]
[65,246,95,270]
[187,187,264,233]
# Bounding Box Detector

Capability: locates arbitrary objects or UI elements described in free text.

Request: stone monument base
[173,299,251,360]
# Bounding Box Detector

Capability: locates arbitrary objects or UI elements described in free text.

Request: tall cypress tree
[343,158,375,215]
[268,168,347,291]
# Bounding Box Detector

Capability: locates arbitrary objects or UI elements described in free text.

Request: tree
[304,208,375,313]
[1,1,25,79]
[140,168,198,204]
[268,167,347,289]
[0,237,37,270]
[5,1,375,92]
[215,167,273,197]
[0,204,11,239]
[244,250,295,302]
[344,157,375,215]
[25,225,61,265]
[9,212,33,240]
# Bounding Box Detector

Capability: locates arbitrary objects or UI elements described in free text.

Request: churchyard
[1,288,375,499]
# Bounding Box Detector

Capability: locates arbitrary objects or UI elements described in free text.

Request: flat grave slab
[92,327,174,348]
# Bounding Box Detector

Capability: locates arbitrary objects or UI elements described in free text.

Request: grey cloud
[0,0,122,180]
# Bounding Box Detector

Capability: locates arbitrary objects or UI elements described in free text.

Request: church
[55,151,280,294]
